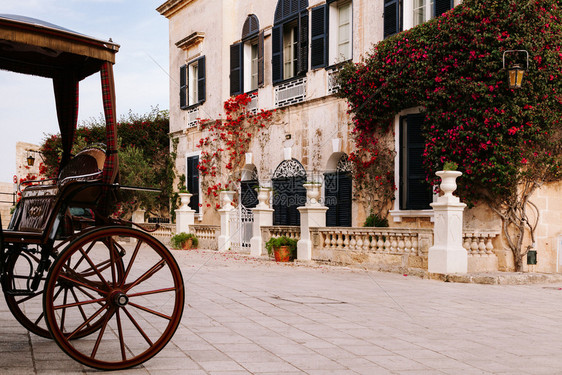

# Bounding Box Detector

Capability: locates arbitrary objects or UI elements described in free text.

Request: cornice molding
[175,32,205,50]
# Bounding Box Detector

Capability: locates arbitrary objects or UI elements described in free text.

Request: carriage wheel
[2,246,51,338]
[43,227,184,370]
[2,244,119,339]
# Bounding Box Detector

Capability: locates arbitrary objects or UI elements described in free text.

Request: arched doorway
[324,154,352,227]
[272,159,306,226]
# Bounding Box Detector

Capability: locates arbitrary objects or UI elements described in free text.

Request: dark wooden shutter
[401,114,432,210]
[338,173,352,226]
[230,43,243,96]
[297,10,309,75]
[434,0,454,17]
[197,56,206,103]
[384,0,401,38]
[179,64,187,109]
[258,31,265,87]
[240,180,258,208]
[324,172,352,227]
[187,156,199,212]
[324,173,338,226]
[272,25,283,83]
[310,5,328,70]
[272,176,305,225]
[272,178,288,225]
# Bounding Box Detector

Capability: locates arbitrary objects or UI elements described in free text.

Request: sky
[0,0,170,182]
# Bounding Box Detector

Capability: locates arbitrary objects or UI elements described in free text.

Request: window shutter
[272,25,283,83]
[384,0,401,38]
[324,173,338,226]
[402,114,432,210]
[179,64,187,109]
[230,43,243,96]
[434,0,454,17]
[338,173,352,227]
[258,31,265,87]
[297,10,309,75]
[197,56,206,103]
[272,179,288,225]
[310,5,328,70]
[187,156,200,213]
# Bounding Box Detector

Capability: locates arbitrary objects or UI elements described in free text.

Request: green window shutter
[186,156,199,213]
[310,5,328,70]
[179,64,187,109]
[258,31,265,87]
[197,56,206,103]
[400,114,433,210]
[297,10,309,75]
[230,43,243,96]
[384,0,401,39]
[272,25,283,83]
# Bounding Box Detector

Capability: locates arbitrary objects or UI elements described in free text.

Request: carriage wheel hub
[113,292,129,307]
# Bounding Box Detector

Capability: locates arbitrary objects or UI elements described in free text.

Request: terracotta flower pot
[182,239,193,250]
[273,246,292,262]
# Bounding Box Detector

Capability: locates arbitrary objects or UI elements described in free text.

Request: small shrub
[363,214,389,227]
[171,232,198,249]
[264,236,297,258]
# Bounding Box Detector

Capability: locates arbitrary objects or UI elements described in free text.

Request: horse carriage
[0,14,184,370]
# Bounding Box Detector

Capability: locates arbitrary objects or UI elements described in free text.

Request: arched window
[272,0,309,83]
[230,15,264,95]
[272,159,307,225]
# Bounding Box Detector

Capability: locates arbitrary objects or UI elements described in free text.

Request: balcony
[274,77,306,108]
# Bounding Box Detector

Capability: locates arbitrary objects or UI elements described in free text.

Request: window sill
[181,102,204,111]
[389,209,434,223]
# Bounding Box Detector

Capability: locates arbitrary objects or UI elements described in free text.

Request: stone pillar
[132,209,145,224]
[250,188,273,257]
[297,183,328,261]
[218,190,236,252]
[428,170,468,274]
[176,193,195,233]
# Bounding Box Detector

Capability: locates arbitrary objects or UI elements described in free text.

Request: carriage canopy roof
[0,14,119,80]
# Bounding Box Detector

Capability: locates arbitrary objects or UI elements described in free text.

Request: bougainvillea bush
[196,93,275,209]
[337,0,562,270]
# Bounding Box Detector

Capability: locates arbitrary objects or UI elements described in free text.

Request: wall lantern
[503,50,529,89]
[26,152,35,166]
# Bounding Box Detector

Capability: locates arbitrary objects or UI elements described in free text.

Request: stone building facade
[158,0,562,273]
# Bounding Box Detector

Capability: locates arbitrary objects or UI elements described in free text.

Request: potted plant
[171,232,199,250]
[265,236,298,262]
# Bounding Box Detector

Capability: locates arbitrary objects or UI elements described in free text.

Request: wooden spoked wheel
[43,227,184,370]
[2,246,52,338]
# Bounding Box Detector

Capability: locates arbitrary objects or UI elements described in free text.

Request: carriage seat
[58,147,105,186]
[7,147,106,234]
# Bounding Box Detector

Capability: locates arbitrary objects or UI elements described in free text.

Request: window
[310,1,352,70]
[384,0,453,38]
[186,155,200,213]
[399,113,433,210]
[230,15,264,96]
[413,0,434,26]
[180,56,206,109]
[334,1,352,62]
[283,21,298,78]
[272,0,309,84]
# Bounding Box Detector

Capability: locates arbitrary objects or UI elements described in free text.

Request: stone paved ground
[2,249,562,374]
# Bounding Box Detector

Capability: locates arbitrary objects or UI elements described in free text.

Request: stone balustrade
[310,227,434,256]
[261,226,301,247]
[143,223,174,244]
[463,231,500,257]
[190,224,220,250]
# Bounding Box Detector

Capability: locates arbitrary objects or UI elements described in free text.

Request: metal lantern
[503,50,529,89]
[26,153,35,166]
